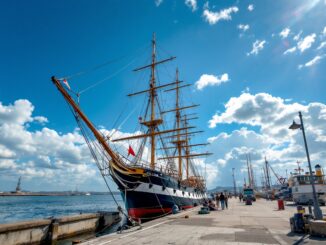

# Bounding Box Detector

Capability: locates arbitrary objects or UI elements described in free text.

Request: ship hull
[110,165,206,220]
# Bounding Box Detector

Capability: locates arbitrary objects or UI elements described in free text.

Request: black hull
[110,166,206,220]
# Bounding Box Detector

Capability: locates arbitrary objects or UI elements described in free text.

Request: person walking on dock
[220,192,225,210]
[215,193,220,209]
[225,195,229,209]
[239,193,243,202]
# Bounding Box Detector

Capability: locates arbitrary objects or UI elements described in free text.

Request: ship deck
[81,198,326,245]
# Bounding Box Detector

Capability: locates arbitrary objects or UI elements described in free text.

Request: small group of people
[203,192,230,211]
[215,192,229,210]
[239,193,243,202]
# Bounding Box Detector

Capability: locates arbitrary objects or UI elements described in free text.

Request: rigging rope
[78,57,139,95]
[61,55,129,81]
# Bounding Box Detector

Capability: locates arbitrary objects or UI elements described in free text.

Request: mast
[123,33,176,170]
[249,154,255,189]
[184,115,190,180]
[16,176,21,192]
[150,33,156,170]
[175,69,183,179]
[264,156,271,190]
[246,154,251,188]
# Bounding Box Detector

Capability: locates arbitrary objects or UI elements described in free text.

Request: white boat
[288,164,326,206]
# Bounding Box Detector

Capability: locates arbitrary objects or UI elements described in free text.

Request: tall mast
[150,33,157,169]
[174,68,183,180]
[246,154,251,188]
[184,116,190,180]
[264,156,271,190]
[16,176,21,192]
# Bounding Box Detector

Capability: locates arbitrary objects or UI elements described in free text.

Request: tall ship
[51,34,211,220]
[288,164,326,206]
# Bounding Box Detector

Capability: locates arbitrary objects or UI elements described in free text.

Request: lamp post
[289,111,323,220]
[232,168,237,196]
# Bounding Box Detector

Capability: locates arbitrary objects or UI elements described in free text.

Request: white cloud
[195,73,230,90]
[205,92,326,188]
[248,4,254,11]
[298,55,324,69]
[297,33,316,52]
[203,6,239,25]
[208,92,305,136]
[0,99,99,190]
[317,41,326,50]
[283,46,297,55]
[293,31,303,41]
[279,28,291,39]
[322,26,326,36]
[155,0,163,7]
[247,40,266,56]
[238,24,250,32]
[185,0,197,12]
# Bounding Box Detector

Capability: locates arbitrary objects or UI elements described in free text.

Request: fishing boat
[51,34,211,220]
[288,164,326,205]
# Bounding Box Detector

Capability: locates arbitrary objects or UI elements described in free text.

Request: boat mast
[174,69,183,179]
[150,33,157,170]
[184,115,190,179]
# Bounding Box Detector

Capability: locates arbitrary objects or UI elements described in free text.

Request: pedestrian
[239,193,243,202]
[220,192,225,210]
[215,193,220,209]
[225,194,228,209]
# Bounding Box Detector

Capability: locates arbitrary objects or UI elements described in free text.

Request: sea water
[0,194,124,224]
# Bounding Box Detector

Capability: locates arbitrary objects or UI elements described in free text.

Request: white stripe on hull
[133,182,207,200]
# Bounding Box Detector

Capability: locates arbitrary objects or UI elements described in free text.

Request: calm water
[0,194,124,224]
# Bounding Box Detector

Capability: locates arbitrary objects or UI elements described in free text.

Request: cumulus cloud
[247,40,266,56]
[248,4,254,11]
[279,28,291,39]
[283,46,297,55]
[293,31,303,41]
[155,0,163,7]
[205,93,326,188]
[298,55,324,69]
[195,73,230,90]
[238,24,250,32]
[208,93,305,136]
[0,99,100,191]
[317,41,326,50]
[185,0,197,12]
[203,6,239,25]
[297,33,316,52]
[322,26,326,36]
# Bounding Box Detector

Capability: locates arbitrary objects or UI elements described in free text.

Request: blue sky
[1,0,326,191]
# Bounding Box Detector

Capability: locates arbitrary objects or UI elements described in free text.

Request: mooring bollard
[49,219,59,245]
[277,199,285,210]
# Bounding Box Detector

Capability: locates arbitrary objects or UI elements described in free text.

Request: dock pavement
[81,198,326,245]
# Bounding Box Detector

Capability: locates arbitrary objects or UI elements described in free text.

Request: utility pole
[232,168,237,196]
[265,156,271,190]
[289,111,323,220]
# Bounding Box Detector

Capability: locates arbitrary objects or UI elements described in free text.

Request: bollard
[308,205,312,215]
[49,219,59,245]
[277,199,285,210]
[297,205,305,214]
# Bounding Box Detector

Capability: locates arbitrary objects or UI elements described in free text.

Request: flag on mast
[63,79,71,90]
[128,145,135,157]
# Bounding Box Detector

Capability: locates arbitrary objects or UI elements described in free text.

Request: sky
[1,0,326,192]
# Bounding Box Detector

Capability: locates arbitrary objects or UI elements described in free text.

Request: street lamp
[289,111,323,220]
[232,168,237,196]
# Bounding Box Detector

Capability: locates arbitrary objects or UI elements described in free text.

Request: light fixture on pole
[289,111,323,220]
[232,168,237,196]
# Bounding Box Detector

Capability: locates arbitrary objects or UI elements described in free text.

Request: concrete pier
[81,198,326,245]
[0,212,121,245]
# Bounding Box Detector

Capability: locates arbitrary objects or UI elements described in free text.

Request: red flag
[128,145,135,157]
[63,79,71,90]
